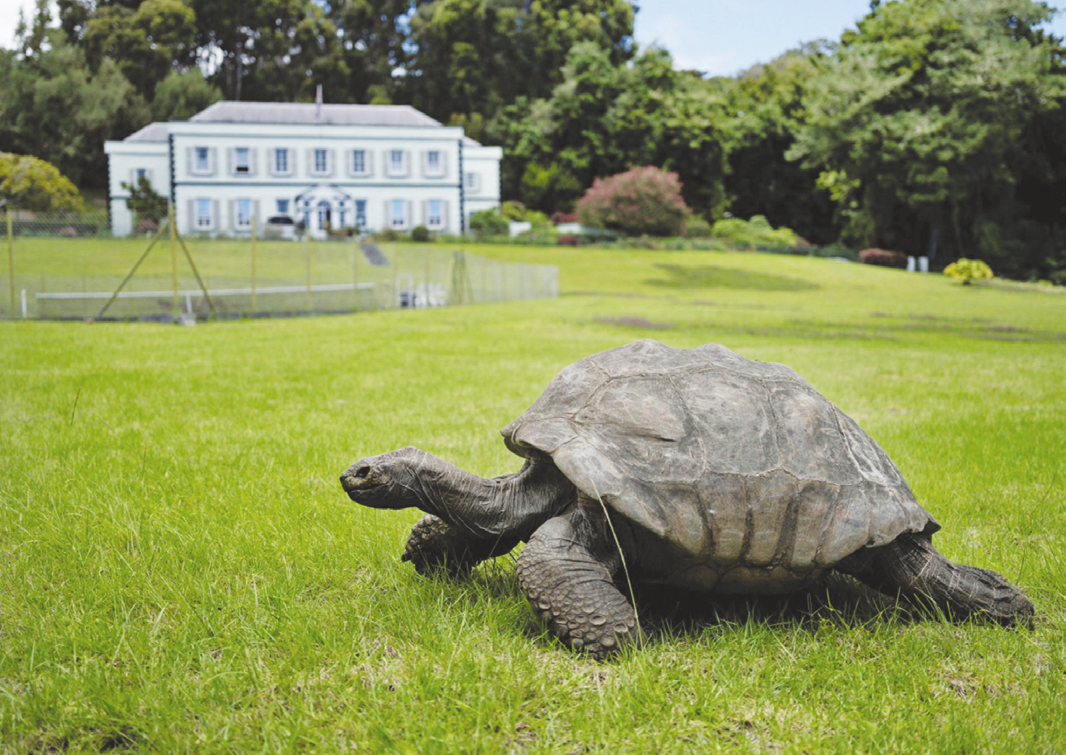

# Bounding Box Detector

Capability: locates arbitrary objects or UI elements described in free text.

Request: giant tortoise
[340,340,1034,657]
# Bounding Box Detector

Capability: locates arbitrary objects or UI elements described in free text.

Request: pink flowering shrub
[576,166,692,237]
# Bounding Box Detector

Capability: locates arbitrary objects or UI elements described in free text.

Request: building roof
[188,101,444,128]
[123,122,170,142]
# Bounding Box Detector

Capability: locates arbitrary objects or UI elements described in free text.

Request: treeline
[2,0,1065,279]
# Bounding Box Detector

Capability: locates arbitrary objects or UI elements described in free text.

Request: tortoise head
[340,446,425,509]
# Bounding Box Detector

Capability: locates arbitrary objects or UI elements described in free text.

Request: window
[355,200,367,228]
[275,148,289,174]
[388,150,406,176]
[135,168,148,181]
[234,147,250,174]
[314,149,328,174]
[425,150,442,177]
[351,149,367,175]
[196,198,212,229]
[427,200,443,229]
[317,201,331,229]
[390,199,406,228]
[276,199,290,216]
[236,198,252,229]
[464,172,479,191]
[194,147,210,173]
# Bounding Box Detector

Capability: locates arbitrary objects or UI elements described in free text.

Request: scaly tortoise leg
[516,509,642,659]
[402,514,520,578]
[836,533,1035,626]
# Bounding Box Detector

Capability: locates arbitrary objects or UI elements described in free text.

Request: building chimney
[315,85,323,120]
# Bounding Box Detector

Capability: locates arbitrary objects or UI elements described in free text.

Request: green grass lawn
[1,244,1064,753]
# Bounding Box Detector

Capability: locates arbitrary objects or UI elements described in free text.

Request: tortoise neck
[412,453,576,541]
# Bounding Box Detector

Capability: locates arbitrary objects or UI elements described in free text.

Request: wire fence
[0,215,559,321]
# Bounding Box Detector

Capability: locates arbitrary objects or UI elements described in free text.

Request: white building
[104,101,503,238]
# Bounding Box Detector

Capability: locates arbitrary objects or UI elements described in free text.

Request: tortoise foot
[402,514,518,578]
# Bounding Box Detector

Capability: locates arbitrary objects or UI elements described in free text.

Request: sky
[1,0,1065,79]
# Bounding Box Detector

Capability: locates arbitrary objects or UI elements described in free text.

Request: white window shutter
[384,200,392,227]
[228,200,235,232]
[405,151,411,177]
[367,150,374,177]
[441,200,449,230]
[421,151,428,177]
[187,200,194,230]
[211,200,219,230]
[253,199,260,226]
[329,149,336,176]
[128,168,136,186]
[249,148,258,176]
[441,152,448,179]
[210,148,218,175]
[307,149,314,175]
[421,200,428,225]
[186,147,193,176]
[226,148,233,176]
[406,201,412,228]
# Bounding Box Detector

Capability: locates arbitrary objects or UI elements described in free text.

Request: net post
[305,227,312,311]
[175,230,215,315]
[6,208,13,316]
[169,200,178,315]
[351,234,359,312]
[97,220,168,319]
[251,212,258,314]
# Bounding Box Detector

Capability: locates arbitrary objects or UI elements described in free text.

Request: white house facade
[104,101,503,238]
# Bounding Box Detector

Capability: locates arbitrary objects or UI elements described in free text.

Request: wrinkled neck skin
[403,450,576,541]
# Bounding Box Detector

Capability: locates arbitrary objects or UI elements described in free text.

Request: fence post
[251,212,258,314]
[169,200,179,314]
[6,209,13,317]
[352,236,359,312]
[305,227,312,311]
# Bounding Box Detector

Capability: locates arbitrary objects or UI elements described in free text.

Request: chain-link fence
[0,219,558,321]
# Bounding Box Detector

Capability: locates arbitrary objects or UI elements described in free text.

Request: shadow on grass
[647,263,821,292]
[436,563,971,656]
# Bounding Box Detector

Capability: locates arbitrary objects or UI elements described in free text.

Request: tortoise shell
[502,340,938,591]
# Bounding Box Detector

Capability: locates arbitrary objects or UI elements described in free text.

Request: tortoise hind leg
[516,509,641,659]
[836,533,1035,626]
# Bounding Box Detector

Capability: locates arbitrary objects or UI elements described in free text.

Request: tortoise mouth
[340,462,383,496]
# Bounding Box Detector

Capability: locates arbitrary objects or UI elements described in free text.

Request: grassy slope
[1,244,1064,753]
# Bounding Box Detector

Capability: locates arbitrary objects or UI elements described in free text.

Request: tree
[717,45,837,244]
[152,68,223,121]
[576,165,691,237]
[497,43,729,217]
[0,153,84,212]
[404,0,635,124]
[0,30,149,189]
[121,174,167,224]
[80,0,196,98]
[789,0,1066,275]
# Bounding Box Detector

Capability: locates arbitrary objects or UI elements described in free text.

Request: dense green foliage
[1,240,1064,751]
[121,173,168,224]
[1,0,1064,278]
[789,0,1066,279]
[497,44,729,217]
[711,215,800,251]
[0,152,83,212]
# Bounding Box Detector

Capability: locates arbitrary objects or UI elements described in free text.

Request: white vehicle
[263,215,296,240]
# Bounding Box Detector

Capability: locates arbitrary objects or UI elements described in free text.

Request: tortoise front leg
[516,509,641,659]
[403,514,520,578]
